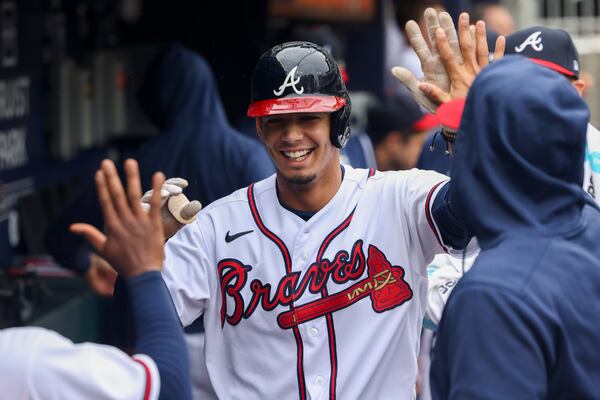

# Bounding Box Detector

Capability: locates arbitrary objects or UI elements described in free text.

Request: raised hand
[418,13,506,105]
[391,8,462,112]
[71,159,166,278]
[141,177,202,239]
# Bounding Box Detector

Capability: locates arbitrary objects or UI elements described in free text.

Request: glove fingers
[440,12,464,65]
[141,189,170,204]
[424,8,441,57]
[391,67,438,113]
[406,20,432,63]
[164,177,188,188]
[180,200,203,220]
[162,183,183,195]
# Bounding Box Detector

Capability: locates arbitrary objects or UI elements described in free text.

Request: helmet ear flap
[330,94,352,148]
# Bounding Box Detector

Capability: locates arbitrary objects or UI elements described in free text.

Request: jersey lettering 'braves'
[514,31,543,52]
[273,66,304,96]
[162,166,452,400]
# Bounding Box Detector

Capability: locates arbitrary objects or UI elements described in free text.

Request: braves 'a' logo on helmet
[273,66,304,96]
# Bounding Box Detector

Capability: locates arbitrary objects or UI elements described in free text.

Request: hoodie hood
[449,56,589,248]
[130,43,274,205]
[137,43,226,130]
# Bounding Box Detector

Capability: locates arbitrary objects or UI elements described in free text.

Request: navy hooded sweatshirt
[430,56,600,399]
[46,44,274,274]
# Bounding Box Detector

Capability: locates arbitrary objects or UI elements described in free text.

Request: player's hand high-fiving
[392,9,505,110]
[70,159,166,278]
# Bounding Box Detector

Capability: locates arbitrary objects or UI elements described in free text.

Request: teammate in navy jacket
[431,56,600,399]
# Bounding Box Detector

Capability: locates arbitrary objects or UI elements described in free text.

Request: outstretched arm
[71,159,192,400]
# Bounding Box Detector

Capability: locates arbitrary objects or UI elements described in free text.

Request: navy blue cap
[505,26,580,78]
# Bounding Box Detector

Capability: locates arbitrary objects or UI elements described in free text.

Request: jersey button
[310,327,319,336]
[315,376,324,385]
[302,252,310,260]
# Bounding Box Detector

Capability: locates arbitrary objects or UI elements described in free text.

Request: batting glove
[141,178,202,238]
[391,9,462,112]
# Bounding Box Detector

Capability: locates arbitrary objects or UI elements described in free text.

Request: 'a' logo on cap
[515,31,543,52]
[274,66,304,96]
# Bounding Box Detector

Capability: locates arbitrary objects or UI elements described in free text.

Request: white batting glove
[391,9,462,112]
[141,177,202,238]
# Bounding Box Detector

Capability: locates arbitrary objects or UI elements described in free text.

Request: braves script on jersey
[0,327,159,400]
[162,166,451,400]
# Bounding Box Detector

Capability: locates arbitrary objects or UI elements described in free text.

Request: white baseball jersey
[584,123,600,202]
[162,165,453,400]
[0,327,160,400]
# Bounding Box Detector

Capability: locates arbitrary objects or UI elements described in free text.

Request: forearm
[431,182,472,249]
[128,271,191,400]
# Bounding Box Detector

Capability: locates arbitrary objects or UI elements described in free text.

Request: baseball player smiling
[152,37,474,400]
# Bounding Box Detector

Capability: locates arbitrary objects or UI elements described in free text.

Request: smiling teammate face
[257,112,339,186]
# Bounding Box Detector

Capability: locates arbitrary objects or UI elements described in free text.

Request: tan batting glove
[391,9,462,113]
[141,177,202,239]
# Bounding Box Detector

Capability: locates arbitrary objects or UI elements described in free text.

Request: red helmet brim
[247,95,346,117]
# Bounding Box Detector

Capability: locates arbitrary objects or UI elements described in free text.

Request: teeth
[283,149,311,159]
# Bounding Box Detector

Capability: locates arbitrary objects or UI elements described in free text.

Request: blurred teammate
[46,44,274,296]
[366,95,440,170]
[0,159,191,400]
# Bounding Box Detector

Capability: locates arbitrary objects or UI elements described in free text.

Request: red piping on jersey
[316,208,356,400]
[368,168,375,178]
[134,358,152,400]
[247,183,306,400]
[424,181,448,253]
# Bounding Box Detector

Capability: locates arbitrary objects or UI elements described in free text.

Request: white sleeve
[162,215,216,327]
[0,327,159,400]
[396,169,450,275]
[585,123,600,203]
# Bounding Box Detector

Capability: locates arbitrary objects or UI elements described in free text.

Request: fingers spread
[391,66,419,92]
[391,67,438,113]
[440,12,463,65]
[95,168,119,229]
[124,159,144,216]
[424,8,441,56]
[70,223,107,254]
[457,13,476,70]
[406,20,432,63]
[149,171,166,221]
[493,35,506,62]
[101,159,132,221]
[475,21,490,67]
[436,28,462,81]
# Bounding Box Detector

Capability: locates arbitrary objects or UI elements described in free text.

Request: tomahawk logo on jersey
[162,166,453,400]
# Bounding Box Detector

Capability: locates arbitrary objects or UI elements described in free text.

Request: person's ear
[572,79,586,97]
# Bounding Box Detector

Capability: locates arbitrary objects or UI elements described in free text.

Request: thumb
[70,223,107,254]
[181,200,202,220]
[391,67,438,113]
[419,82,451,105]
